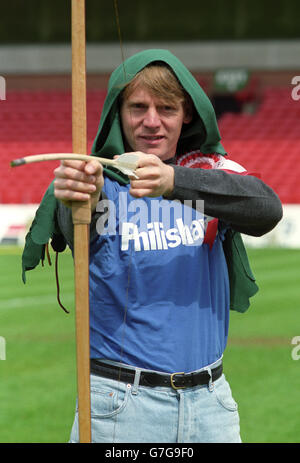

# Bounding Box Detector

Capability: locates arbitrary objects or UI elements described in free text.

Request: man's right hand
[54,159,104,212]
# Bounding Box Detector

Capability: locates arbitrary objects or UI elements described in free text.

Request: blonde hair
[120,63,194,119]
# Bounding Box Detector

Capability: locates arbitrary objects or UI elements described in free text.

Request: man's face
[120,86,191,161]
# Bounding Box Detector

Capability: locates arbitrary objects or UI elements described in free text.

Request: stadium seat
[0,87,299,204]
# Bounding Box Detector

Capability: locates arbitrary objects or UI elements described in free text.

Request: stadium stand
[218,87,300,204]
[0,86,299,204]
[0,90,106,204]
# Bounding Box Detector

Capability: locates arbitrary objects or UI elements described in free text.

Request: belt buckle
[170,371,186,390]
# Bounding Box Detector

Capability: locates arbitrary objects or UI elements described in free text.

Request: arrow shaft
[11,153,117,167]
[11,153,139,177]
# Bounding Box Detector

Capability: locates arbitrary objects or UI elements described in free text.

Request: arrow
[10,152,139,178]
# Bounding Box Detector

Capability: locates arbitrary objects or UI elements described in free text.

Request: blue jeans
[69,361,241,443]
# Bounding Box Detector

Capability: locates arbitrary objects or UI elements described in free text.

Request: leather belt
[90,359,223,390]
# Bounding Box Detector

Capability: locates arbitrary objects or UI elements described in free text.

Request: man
[23,49,282,442]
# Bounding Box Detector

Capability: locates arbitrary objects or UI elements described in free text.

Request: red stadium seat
[0,87,299,204]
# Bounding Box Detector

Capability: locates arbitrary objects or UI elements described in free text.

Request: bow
[11,0,131,443]
[10,0,91,443]
[70,0,92,443]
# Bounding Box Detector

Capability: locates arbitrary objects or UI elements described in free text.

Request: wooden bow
[10,0,132,443]
[71,0,91,443]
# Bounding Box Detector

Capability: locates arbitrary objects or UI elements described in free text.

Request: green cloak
[21,49,258,312]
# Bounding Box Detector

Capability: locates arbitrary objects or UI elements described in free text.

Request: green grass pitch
[0,246,299,443]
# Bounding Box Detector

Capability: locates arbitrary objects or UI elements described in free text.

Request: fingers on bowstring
[84,159,103,176]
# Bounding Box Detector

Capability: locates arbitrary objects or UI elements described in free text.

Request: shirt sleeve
[166,163,283,236]
[56,194,104,250]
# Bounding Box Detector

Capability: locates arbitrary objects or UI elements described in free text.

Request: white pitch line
[0,293,74,311]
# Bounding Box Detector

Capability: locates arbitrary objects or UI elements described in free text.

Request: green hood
[91,49,226,167]
[21,49,257,312]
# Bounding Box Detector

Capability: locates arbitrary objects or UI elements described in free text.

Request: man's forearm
[56,200,100,250]
[167,166,283,236]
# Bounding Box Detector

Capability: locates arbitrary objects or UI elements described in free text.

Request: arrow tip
[10,158,25,167]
